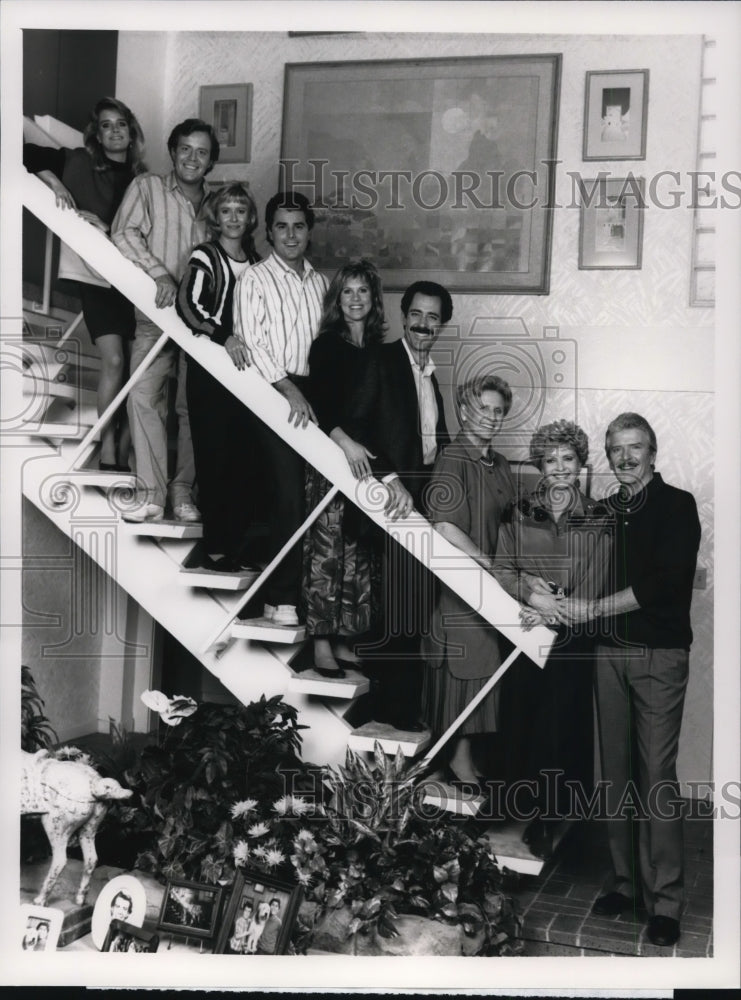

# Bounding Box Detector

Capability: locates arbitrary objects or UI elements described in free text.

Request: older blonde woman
[494,419,613,858]
[422,374,517,789]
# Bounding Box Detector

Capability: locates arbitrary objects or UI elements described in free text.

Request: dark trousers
[249,391,306,607]
[359,524,435,726]
[594,644,688,919]
[186,357,257,556]
[501,632,595,817]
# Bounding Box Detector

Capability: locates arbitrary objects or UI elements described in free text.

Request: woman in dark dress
[301,260,386,677]
[494,419,613,858]
[422,374,516,787]
[24,97,147,470]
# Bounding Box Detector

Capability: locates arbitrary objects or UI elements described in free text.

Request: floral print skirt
[300,468,382,637]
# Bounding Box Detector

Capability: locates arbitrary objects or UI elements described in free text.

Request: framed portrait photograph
[20,904,63,952]
[157,879,223,940]
[281,55,561,293]
[578,176,645,269]
[199,83,253,163]
[214,869,302,956]
[583,69,649,160]
[102,919,160,953]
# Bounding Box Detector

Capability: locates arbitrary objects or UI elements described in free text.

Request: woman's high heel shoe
[313,663,346,679]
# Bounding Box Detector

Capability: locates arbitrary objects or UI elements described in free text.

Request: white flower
[233,840,250,866]
[295,828,314,843]
[247,821,270,838]
[140,689,197,726]
[295,869,312,886]
[272,796,292,816]
[290,795,311,815]
[252,845,267,861]
[264,847,286,869]
[231,799,258,819]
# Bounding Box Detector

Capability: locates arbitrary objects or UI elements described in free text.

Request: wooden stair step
[23,373,97,406]
[347,720,431,757]
[288,668,370,699]
[120,518,203,539]
[178,565,260,591]
[480,819,575,876]
[231,618,306,644]
[421,780,487,817]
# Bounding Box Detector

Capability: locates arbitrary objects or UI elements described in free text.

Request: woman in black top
[301,260,386,676]
[24,97,146,471]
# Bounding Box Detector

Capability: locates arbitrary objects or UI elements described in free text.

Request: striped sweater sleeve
[176,244,230,343]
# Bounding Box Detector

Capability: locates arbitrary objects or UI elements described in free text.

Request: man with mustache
[561,412,700,948]
[350,281,452,731]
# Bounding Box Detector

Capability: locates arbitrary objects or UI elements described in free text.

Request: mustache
[409,325,434,336]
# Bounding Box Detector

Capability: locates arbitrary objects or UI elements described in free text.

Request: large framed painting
[281,55,561,293]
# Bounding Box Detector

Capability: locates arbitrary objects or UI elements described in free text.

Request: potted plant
[228,743,522,956]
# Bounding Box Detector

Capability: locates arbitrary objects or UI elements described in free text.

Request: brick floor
[505,816,712,957]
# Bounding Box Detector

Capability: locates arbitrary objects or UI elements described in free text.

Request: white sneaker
[263,604,299,627]
[123,503,164,523]
[173,502,201,523]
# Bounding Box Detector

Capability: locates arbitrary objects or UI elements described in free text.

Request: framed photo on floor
[102,919,160,953]
[199,83,253,163]
[157,879,223,941]
[20,904,63,952]
[214,869,302,955]
[282,55,561,293]
[578,176,645,269]
[583,69,649,160]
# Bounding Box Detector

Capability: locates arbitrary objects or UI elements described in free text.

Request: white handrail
[21,170,554,668]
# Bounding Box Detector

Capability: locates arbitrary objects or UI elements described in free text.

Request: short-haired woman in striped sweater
[176,182,261,571]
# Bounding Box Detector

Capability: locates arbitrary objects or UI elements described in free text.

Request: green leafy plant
[227,743,522,956]
[121,695,311,885]
[283,744,522,955]
[21,665,58,752]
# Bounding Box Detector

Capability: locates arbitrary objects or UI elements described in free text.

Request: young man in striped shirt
[233,191,328,626]
[112,118,219,523]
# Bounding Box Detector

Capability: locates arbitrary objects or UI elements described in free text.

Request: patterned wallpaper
[116,29,715,784]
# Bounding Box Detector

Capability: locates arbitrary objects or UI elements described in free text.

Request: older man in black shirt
[565,412,700,948]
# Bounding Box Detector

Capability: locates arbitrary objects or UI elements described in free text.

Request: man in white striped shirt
[233,191,328,626]
[112,118,218,523]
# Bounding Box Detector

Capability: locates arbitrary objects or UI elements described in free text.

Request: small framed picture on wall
[583,69,649,160]
[578,176,645,269]
[199,83,253,163]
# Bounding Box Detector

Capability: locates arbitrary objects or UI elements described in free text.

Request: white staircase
[17,166,553,772]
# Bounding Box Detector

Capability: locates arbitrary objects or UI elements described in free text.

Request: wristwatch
[590,599,603,619]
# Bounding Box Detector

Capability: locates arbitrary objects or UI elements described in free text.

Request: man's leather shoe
[592,891,638,916]
[647,915,680,947]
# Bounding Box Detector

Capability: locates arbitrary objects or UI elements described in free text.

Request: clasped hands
[518,574,593,631]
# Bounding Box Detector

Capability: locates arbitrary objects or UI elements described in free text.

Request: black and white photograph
[215,869,301,955]
[102,919,160,954]
[3,0,740,994]
[158,880,222,939]
[19,904,63,952]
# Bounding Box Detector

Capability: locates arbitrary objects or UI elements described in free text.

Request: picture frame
[157,879,223,940]
[102,919,160,953]
[214,869,302,955]
[582,69,649,160]
[199,83,253,163]
[20,904,63,952]
[578,176,645,269]
[281,55,561,293]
